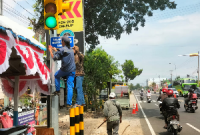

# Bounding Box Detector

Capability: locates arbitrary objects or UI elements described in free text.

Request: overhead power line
[3,6,30,23]
[3,3,30,21]
[24,0,32,7]
[146,3,200,22]
[11,0,36,17]
[3,9,30,25]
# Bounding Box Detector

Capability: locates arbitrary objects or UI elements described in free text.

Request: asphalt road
[134,91,200,135]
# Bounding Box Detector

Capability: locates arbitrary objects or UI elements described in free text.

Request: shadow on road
[158,131,175,135]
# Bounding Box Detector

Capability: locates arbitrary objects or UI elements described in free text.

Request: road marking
[155,104,158,106]
[186,123,200,133]
[144,101,146,103]
[139,101,142,103]
[135,94,156,135]
[153,100,156,102]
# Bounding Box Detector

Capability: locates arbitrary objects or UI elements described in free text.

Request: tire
[174,130,178,135]
[192,109,195,113]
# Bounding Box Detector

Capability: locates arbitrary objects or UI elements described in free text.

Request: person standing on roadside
[72,45,85,106]
[48,36,76,107]
[103,92,122,135]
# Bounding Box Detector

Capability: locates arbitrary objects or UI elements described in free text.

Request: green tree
[129,83,134,90]
[83,47,121,108]
[135,83,142,89]
[31,0,176,51]
[119,75,124,82]
[121,60,143,82]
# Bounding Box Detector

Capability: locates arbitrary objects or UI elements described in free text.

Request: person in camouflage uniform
[103,92,122,135]
[72,45,85,106]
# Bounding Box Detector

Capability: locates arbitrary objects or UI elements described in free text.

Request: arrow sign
[73,1,81,17]
[62,1,82,19]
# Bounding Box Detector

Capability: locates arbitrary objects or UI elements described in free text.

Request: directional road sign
[51,36,74,48]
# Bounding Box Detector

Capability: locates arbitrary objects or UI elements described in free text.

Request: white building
[147,78,167,88]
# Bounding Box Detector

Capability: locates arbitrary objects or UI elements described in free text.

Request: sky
[2,0,200,86]
[97,0,200,86]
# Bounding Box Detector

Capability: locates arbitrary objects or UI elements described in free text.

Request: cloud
[99,12,200,84]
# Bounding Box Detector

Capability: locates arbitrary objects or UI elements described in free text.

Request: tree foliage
[83,47,121,108]
[129,83,134,90]
[32,0,177,50]
[121,60,143,82]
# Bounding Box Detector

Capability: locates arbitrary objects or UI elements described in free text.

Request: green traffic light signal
[45,16,57,28]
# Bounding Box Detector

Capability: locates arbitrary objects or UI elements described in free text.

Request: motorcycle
[147,96,151,103]
[184,93,198,113]
[140,95,144,100]
[165,106,182,135]
[158,100,163,115]
[0,124,30,135]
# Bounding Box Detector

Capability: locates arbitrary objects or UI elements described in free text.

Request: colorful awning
[0,16,50,97]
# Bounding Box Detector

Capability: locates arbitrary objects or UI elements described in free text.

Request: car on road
[168,88,179,97]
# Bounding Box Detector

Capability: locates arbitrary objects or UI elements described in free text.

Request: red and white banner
[0,30,50,97]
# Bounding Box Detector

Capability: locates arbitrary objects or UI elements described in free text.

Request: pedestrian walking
[72,45,85,106]
[103,92,122,135]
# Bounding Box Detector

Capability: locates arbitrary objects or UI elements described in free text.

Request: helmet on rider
[167,89,173,96]
[148,90,150,93]
[188,89,194,93]
[162,88,167,93]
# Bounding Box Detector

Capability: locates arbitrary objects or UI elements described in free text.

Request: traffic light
[57,0,71,15]
[44,0,58,30]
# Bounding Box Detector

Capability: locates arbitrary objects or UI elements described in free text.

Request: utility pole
[198,51,199,86]
[0,0,2,15]
[170,70,173,87]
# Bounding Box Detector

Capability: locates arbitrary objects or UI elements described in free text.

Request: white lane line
[186,123,200,133]
[135,94,156,135]
[144,101,146,103]
[139,101,142,103]
[153,100,156,102]
[155,104,158,106]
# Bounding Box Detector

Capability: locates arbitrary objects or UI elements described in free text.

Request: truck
[112,85,130,110]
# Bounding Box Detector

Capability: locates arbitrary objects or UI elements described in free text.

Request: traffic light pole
[49,30,59,135]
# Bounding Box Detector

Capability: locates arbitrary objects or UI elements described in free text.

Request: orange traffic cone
[136,103,139,112]
[132,104,137,114]
[174,94,177,98]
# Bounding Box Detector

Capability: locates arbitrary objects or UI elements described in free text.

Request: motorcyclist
[147,90,151,99]
[157,88,168,113]
[162,90,180,129]
[157,88,168,102]
[185,85,196,106]
[140,89,144,96]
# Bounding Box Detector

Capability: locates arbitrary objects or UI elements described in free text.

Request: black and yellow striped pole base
[75,106,80,135]
[70,108,75,135]
[79,106,84,135]
[70,106,84,135]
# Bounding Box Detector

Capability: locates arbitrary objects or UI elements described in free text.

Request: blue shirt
[53,46,76,73]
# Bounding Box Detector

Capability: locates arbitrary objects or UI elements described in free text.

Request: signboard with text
[57,0,83,34]
[51,37,62,48]
[51,36,74,48]
[18,110,34,125]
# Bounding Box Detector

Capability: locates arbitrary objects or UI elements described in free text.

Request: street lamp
[178,52,199,86]
[169,63,177,78]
